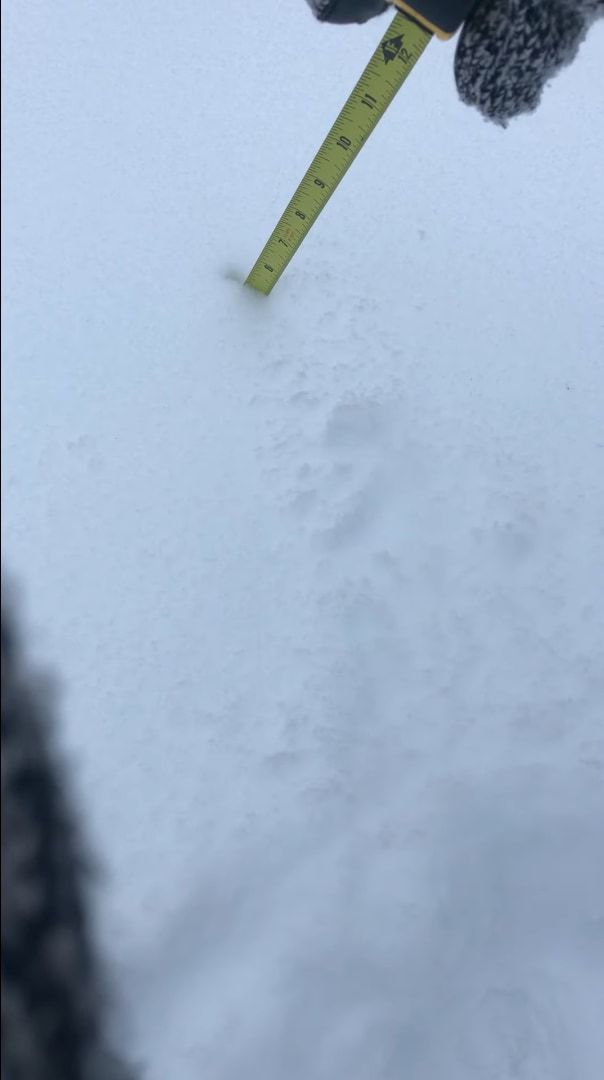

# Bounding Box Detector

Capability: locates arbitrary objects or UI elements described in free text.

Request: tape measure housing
[394,0,476,38]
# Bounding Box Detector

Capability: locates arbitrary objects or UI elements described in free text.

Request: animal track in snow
[323,400,386,452]
[274,395,394,549]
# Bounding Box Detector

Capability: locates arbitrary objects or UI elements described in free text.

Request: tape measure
[245,2,473,296]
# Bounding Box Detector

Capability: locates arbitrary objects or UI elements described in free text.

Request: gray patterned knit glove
[307,1,604,123]
[455,0,603,123]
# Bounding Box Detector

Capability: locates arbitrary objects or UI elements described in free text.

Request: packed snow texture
[2,2,604,1078]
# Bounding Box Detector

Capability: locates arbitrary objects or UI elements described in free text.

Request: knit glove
[307,1,604,124]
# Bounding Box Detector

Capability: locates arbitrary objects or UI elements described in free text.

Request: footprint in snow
[323,399,386,453]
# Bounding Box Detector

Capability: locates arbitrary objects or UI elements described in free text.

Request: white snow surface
[2,2,604,1077]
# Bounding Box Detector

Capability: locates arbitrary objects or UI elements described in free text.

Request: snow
[2,1,604,1077]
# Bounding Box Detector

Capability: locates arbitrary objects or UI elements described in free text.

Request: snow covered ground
[2,2,604,1077]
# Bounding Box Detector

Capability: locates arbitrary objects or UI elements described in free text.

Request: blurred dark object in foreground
[1,592,133,1080]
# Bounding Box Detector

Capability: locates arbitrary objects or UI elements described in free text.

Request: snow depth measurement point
[245,2,472,296]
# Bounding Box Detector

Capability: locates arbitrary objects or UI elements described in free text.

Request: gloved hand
[307,1,604,124]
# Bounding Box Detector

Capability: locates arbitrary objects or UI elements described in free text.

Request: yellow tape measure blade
[245,12,431,296]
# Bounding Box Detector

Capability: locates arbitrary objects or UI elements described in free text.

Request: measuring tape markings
[246,13,431,295]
